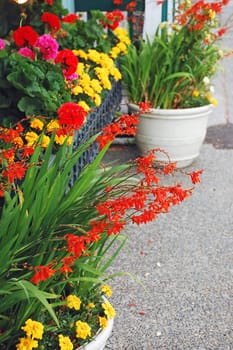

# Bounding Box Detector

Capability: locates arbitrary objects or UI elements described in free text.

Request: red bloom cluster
[113,0,123,5]
[176,0,229,32]
[29,111,202,285]
[13,26,39,47]
[96,113,139,149]
[55,49,78,78]
[103,10,124,30]
[62,14,80,23]
[0,124,34,196]
[57,102,87,130]
[41,12,61,34]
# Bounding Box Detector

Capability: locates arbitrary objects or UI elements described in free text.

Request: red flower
[62,13,80,23]
[65,234,87,258]
[2,162,27,183]
[57,102,87,130]
[188,170,203,184]
[55,49,78,78]
[138,101,152,112]
[45,0,53,4]
[31,265,56,284]
[103,10,124,30]
[59,256,76,273]
[13,26,38,47]
[41,12,61,34]
[113,0,123,5]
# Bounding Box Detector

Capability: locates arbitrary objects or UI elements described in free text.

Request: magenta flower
[18,47,36,60]
[65,72,79,81]
[0,39,6,50]
[34,34,59,61]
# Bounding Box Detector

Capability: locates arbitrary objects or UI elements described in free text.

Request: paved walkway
[103,10,233,349]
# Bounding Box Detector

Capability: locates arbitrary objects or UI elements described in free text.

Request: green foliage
[0,135,130,347]
[58,10,114,52]
[0,51,71,127]
[120,1,229,109]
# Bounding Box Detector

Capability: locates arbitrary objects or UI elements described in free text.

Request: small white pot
[130,103,213,168]
[78,317,114,350]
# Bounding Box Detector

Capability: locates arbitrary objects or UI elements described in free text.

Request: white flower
[218,49,224,58]
[210,85,215,93]
[203,77,210,85]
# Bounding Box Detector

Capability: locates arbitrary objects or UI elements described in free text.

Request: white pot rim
[129,103,213,119]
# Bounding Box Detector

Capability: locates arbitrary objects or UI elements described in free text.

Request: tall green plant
[120,0,230,109]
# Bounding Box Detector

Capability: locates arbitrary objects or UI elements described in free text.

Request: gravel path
[104,144,233,350]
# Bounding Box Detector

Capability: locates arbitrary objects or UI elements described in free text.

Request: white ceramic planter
[130,103,213,168]
[78,317,114,350]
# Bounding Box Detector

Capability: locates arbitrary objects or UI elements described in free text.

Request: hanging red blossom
[13,26,38,47]
[57,102,87,130]
[31,264,56,284]
[55,49,78,78]
[2,162,28,183]
[41,12,61,34]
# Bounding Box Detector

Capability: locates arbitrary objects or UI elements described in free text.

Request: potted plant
[0,109,202,349]
[120,0,231,167]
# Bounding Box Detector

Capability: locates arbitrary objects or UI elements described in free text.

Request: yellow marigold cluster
[58,334,74,350]
[75,320,91,340]
[16,319,44,350]
[102,301,116,319]
[110,27,131,59]
[72,44,126,110]
[101,284,112,297]
[25,118,73,148]
[66,294,81,310]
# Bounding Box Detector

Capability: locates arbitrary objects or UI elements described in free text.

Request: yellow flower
[75,320,91,340]
[55,134,73,146]
[21,319,44,340]
[192,90,199,97]
[86,302,95,309]
[90,79,103,94]
[73,49,88,60]
[110,67,122,81]
[13,136,24,148]
[30,118,44,131]
[72,85,83,95]
[98,316,108,329]
[46,119,60,133]
[208,9,216,19]
[66,295,81,310]
[58,334,73,350]
[25,131,38,146]
[41,135,50,148]
[16,337,38,350]
[101,285,112,297]
[93,94,101,106]
[209,97,218,106]
[77,101,90,112]
[102,301,116,319]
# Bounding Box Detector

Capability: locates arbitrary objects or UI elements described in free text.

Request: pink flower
[0,39,6,50]
[18,47,36,60]
[34,34,59,61]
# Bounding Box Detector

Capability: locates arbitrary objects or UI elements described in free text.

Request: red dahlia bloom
[13,26,38,47]
[41,12,61,33]
[57,102,87,130]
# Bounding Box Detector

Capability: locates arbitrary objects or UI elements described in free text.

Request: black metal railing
[70,79,122,183]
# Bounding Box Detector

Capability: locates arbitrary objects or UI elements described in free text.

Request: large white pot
[130,103,213,168]
[79,316,114,350]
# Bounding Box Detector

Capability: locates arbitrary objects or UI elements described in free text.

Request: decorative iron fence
[70,79,122,184]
